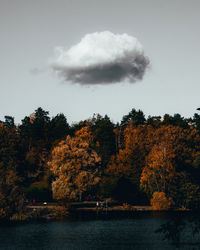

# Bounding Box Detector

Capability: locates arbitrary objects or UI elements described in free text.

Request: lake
[0,211,200,249]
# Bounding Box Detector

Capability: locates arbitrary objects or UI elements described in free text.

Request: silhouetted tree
[121,108,145,127]
[0,124,24,220]
[163,113,188,129]
[50,113,69,142]
[4,116,15,128]
[91,114,116,168]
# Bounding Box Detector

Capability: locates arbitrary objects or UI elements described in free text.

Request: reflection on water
[155,212,200,249]
[0,212,199,250]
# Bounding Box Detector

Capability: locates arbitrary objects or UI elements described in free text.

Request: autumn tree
[106,123,148,185]
[140,125,200,207]
[140,142,176,196]
[105,122,149,203]
[138,125,200,178]
[48,126,101,203]
[118,109,146,150]
[69,120,91,137]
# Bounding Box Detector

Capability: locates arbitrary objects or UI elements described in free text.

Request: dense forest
[0,107,200,219]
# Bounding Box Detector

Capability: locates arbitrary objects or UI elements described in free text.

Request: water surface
[0,212,199,250]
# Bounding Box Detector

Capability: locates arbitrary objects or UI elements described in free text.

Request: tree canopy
[0,107,200,219]
[48,126,101,202]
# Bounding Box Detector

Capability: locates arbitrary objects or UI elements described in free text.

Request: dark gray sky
[1,0,200,124]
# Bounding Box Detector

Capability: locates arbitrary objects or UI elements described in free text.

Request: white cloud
[50,31,149,85]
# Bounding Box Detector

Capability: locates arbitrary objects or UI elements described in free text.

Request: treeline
[0,107,200,219]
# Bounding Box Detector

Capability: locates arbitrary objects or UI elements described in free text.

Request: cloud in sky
[50,31,150,85]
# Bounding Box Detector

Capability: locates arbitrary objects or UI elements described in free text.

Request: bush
[151,192,173,210]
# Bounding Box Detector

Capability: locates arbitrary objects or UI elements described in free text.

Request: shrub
[151,192,173,210]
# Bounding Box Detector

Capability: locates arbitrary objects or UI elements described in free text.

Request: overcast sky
[1,0,200,124]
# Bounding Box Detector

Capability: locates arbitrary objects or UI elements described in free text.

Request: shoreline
[27,205,152,211]
[0,204,190,223]
[21,204,190,222]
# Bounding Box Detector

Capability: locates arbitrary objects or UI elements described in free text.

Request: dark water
[0,212,200,250]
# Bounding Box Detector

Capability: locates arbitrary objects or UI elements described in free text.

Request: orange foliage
[107,122,200,197]
[74,126,94,144]
[150,125,200,168]
[151,192,173,210]
[140,142,176,195]
[139,125,200,194]
[106,123,150,185]
[48,126,101,201]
